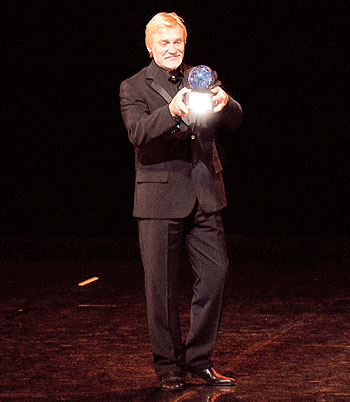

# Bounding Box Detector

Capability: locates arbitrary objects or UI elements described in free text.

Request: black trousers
[138,202,229,377]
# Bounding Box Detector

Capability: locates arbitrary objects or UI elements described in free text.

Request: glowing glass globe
[188,65,216,90]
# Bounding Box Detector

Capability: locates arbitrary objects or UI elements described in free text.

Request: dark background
[3,0,348,239]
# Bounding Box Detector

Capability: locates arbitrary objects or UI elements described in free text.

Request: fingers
[210,86,221,95]
[212,103,224,113]
[178,87,191,96]
[169,87,191,117]
[211,86,228,113]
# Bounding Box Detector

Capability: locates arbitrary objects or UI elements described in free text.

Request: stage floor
[0,236,349,401]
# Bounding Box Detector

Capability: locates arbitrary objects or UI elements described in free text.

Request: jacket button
[191,135,196,140]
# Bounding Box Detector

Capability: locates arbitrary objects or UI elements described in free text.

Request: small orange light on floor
[78,276,99,287]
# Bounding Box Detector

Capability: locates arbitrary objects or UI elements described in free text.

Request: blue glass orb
[188,65,216,90]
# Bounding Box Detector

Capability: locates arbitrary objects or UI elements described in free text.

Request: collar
[150,60,183,81]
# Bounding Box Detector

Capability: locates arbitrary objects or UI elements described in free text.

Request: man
[120,12,242,391]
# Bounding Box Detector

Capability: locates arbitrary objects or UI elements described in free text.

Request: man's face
[148,25,185,71]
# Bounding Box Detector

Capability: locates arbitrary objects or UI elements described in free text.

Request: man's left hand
[211,86,229,113]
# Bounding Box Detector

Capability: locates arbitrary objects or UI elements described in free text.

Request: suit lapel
[149,81,173,104]
[146,61,173,102]
[181,64,192,126]
[145,61,192,127]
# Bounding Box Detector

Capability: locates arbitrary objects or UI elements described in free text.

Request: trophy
[187,65,217,113]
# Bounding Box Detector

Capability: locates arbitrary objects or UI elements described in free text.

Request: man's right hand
[169,87,191,118]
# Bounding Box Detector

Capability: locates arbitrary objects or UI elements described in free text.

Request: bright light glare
[187,92,212,113]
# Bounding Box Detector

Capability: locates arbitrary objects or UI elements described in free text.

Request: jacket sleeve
[120,79,177,148]
[216,95,243,132]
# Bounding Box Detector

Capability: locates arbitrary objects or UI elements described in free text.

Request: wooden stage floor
[0,236,349,401]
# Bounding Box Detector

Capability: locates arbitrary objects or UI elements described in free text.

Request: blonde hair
[145,12,187,57]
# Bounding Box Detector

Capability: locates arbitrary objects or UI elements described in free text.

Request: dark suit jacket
[120,60,242,219]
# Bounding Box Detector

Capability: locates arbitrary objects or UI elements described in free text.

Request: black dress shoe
[188,365,236,386]
[159,371,185,391]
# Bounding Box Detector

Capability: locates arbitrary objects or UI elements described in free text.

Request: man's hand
[211,86,229,113]
[169,87,191,118]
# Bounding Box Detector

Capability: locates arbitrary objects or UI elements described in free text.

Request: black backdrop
[3,0,348,238]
